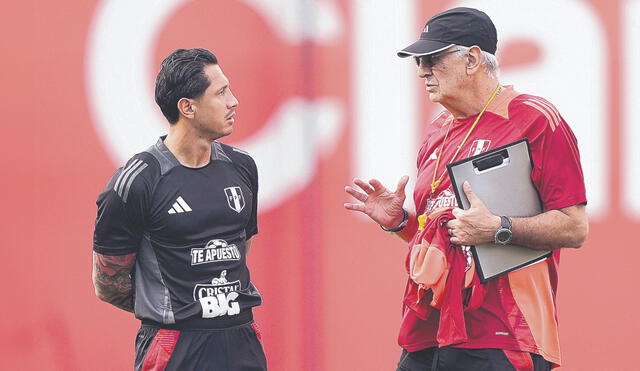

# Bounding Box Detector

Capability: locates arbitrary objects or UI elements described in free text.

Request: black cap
[397,7,497,58]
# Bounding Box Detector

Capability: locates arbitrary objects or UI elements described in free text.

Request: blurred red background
[0,0,638,370]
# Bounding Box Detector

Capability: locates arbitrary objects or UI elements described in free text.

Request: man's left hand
[446,181,501,245]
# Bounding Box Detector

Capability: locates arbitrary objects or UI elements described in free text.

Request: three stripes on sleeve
[113,159,148,203]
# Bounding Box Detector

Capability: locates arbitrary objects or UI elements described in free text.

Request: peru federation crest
[467,139,492,157]
[224,187,245,213]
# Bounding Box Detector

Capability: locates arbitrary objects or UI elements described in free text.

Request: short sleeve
[245,156,259,240]
[522,100,587,211]
[93,158,151,255]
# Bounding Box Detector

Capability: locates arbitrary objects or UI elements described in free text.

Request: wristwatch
[381,209,409,233]
[494,216,512,245]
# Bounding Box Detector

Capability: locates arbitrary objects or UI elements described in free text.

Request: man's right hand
[344,176,409,229]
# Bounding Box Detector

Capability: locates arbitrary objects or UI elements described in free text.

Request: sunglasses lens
[415,56,432,67]
[425,56,433,68]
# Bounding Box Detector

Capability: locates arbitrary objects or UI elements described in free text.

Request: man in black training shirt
[92,48,266,371]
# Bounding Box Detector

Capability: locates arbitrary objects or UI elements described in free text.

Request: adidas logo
[168,196,192,214]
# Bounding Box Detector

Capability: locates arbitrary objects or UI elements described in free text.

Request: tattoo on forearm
[93,253,136,312]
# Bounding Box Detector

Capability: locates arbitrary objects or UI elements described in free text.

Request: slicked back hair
[155,48,218,124]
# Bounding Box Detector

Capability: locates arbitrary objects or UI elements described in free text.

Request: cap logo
[423,25,429,33]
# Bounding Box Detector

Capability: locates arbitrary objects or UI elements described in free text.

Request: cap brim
[397,40,455,58]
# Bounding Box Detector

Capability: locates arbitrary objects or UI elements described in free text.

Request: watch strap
[500,215,512,230]
[494,215,513,245]
[381,209,409,233]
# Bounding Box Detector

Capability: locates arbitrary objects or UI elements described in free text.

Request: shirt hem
[141,309,254,330]
[400,340,439,353]
[93,243,137,256]
[452,341,561,366]
[543,196,587,212]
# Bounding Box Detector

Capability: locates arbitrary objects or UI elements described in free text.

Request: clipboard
[446,139,551,282]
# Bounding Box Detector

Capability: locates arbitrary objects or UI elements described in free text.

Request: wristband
[381,209,409,233]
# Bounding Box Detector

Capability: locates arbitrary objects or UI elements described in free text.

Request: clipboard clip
[472,149,510,173]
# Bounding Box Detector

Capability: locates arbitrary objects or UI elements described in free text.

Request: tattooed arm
[92,252,136,312]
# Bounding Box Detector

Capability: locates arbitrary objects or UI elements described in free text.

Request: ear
[465,46,483,74]
[177,98,196,120]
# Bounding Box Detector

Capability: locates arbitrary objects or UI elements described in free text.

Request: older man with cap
[344,7,588,371]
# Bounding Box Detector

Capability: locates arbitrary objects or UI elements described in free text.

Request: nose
[227,89,239,108]
[417,63,432,79]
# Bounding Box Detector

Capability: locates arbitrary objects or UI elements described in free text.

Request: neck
[163,120,213,168]
[443,76,500,119]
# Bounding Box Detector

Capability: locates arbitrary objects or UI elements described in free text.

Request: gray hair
[454,45,500,79]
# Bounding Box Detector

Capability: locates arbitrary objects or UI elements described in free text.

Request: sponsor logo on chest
[426,189,458,213]
[191,239,241,265]
[194,270,241,318]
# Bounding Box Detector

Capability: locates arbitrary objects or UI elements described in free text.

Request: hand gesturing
[344,176,409,229]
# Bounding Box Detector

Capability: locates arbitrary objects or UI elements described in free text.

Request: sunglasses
[414,48,462,68]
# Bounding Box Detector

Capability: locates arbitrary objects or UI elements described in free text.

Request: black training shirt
[93,137,261,328]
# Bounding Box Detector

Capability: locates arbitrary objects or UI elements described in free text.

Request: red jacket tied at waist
[399,208,485,348]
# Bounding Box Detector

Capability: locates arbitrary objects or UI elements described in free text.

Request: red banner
[0,1,637,370]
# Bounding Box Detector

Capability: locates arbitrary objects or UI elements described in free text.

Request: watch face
[496,229,512,244]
